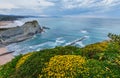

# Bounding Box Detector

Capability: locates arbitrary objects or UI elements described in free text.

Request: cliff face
[22,20,42,35]
[0,20,42,45]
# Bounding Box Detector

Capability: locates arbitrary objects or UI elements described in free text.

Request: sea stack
[0,20,42,45]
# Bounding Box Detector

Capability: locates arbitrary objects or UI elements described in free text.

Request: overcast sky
[0,0,120,17]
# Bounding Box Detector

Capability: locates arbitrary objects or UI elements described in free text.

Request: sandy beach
[0,47,14,65]
[0,21,13,26]
[0,21,24,29]
[0,21,14,65]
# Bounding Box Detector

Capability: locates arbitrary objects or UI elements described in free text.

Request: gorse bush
[85,59,120,78]
[81,41,108,58]
[16,53,33,69]
[40,55,88,78]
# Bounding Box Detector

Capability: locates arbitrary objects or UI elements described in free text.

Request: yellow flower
[16,52,33,69]
[40,55,87,78]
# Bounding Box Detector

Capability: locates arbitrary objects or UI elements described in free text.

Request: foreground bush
[16,53,33,69]
[86,59,120,78]
[81,41,108,58]
[40,55,88,78]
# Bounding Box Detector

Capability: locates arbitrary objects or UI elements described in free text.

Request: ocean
[6,17,120,55]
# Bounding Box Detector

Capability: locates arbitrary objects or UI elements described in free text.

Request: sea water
[6,17,120,55]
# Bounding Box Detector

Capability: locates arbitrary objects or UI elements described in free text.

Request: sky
[0,0,120,17]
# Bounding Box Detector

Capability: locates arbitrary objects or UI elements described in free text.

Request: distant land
[0,14,62,21]
[0,14,28,21]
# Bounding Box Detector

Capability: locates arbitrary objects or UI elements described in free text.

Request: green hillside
[0,15,26,21]
[0,33,120,78]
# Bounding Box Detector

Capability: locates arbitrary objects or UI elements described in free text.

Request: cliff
[0,20,42,45]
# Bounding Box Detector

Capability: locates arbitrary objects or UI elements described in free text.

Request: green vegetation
[40,55,87,78]
[0,33,120,78]
[0,15,26,21]
[108,33,120,45]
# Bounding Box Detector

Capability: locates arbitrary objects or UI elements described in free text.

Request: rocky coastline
[0,20,43,46]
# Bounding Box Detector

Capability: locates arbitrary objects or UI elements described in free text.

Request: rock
[22,20,42,35]
[42,26,50,29]
[0,20,42,45]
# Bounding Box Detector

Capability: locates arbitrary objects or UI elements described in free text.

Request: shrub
[85,59,120,78]
[106,42,120,53]
[81,41,108,58]
[115,55,120,66]
[93,42,120,61]
[16,52,33,69]
[40,55,88,78]
[108,33,120,45]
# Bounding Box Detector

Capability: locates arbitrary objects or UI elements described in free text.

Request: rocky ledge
[0,20,43,45]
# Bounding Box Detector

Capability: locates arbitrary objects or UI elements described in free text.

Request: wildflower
[40,55,87,78]
[16,53,33,69]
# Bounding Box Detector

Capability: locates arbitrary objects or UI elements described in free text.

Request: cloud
[51,0,120,17]
[10,0,54,10]
[0,0,120,17]
[0,2,18,10]
[38,0,55,7]
[0,0,55,15]
[61,0,120,9]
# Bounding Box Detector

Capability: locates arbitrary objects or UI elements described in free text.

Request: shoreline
[0,47,14,65]
[0,20,16,65]
[0,21,13,26]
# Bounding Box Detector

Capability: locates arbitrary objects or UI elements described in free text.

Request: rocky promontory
[0,20,43,45]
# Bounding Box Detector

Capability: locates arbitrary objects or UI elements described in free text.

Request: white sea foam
[34,42,51,48]
[7,36,88,55]
[64,41,85,47]
[33,35,37,38]
[55,37,65,45]
[29,46,33,49]
[28,38,66,50]
[64,35,90,47]
[76,41,85,47]
[0,20,24,29]
[64,42,71,46]
[6,43,22,55]
[14,20,24,26]
[84,35,89,38]
[56,37,63,40]
[81,30,88,34]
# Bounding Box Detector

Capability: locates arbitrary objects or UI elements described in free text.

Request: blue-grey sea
[7,17,120,55]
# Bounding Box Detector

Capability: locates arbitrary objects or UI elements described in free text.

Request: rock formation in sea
[0,20,42,45]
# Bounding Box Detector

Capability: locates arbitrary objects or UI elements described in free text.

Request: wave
[14,20,24,26]
[81,30,88,34]
[64,35,89,47]
[75,41,85,47]
[64,41,85,47]
[6,36,90,55]
[6,37,66,55]
[84,35,89,38]
[55,37,66,45]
